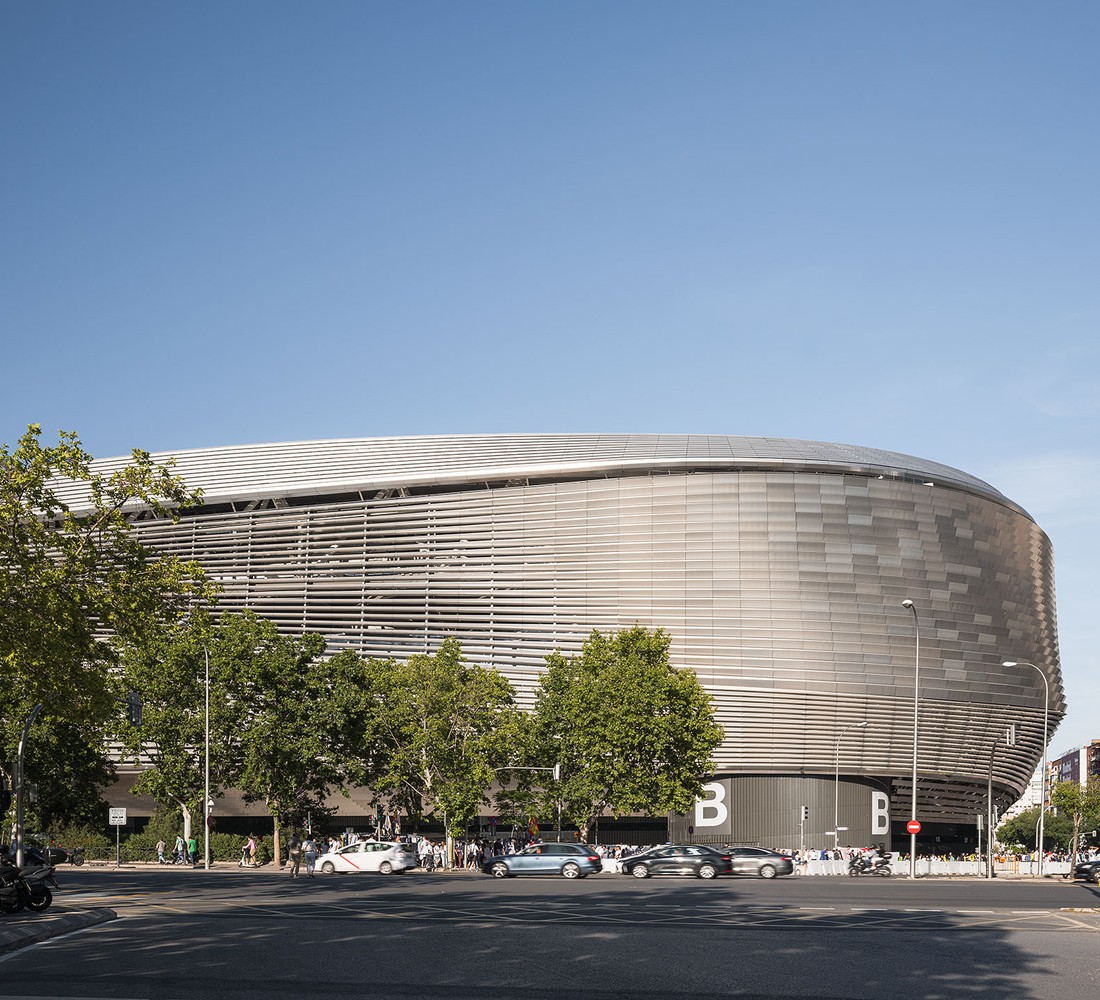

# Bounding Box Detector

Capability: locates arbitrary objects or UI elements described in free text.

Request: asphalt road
[1,866,1098,1000]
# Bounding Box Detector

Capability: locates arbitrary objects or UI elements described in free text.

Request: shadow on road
[14,869,1083,1000]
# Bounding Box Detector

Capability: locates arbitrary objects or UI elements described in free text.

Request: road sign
[109,807,127,826]
[907,819,921,834]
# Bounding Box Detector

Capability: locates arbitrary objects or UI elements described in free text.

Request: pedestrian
[156,838,166,865]
[243,834,257,867]
[174,834,186,865]
[187,834,198,865]
[303,835,319,878]
[287,833,302,878]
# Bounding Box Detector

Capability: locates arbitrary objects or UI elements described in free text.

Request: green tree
[520,626,724,842]
[996,805,1073,852]
[217,611,353,865]
[359,638,517,862]
[117,611,232,842]
[1050,778,1100,861]
[1,424,211,827]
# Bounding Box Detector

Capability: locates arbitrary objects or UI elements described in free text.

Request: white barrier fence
[795,859,1073,877]
[600,858,1075,876]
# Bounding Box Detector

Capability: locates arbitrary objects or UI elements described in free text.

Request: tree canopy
[517,626,724,841]
[1,424,212,828]
[358,638,518,842]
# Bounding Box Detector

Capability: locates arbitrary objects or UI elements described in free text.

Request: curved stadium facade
[75,434,1063,846]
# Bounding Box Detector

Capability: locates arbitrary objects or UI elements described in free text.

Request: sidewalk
[0,906,116,957]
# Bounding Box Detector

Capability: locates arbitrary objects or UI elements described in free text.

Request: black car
[620,845,733,879]
[725,847,794,879]
[1072,858,1100,883]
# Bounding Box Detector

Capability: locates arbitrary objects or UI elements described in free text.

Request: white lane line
[904,908,943,912]
[799,907,836,911]
[957,909,996,914]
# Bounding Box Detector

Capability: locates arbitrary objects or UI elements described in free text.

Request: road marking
[799,906,836,910]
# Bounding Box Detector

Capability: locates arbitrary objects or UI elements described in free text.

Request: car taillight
[587,855,599,862]
[719,855,731,862]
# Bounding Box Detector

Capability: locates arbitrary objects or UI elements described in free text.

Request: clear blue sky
[3,1,1096,755]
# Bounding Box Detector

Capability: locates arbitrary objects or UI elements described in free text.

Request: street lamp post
[1002,660,1050,878]
[833,722,869,847]
[987,723,1017,879]
[901,599,920,879]
[203,643,211,871]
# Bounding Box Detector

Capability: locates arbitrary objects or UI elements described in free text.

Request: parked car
[1072,858,1100,883]
[316,841,416,875]
[725,847,794,879]
[480,843,602,879]
[619,845,733,879]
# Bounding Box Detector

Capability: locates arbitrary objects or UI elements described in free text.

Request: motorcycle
[847,853,893,877]
[23,844,84,867]
[0,856,58,913]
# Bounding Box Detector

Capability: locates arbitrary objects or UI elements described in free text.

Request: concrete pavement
[0,906,116,957]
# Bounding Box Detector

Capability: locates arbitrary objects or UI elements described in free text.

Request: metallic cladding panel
[117,437,1061,824]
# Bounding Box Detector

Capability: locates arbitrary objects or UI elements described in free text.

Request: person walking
[303,835,319,878]
[156,838,166,865]
[286,833,302,879]
[186,834,198,866]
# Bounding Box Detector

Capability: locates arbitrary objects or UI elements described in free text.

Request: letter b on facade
[695,781,728,827]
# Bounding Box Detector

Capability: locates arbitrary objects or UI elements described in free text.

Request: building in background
[1050,741,1100,787]
[61,434,1065,846]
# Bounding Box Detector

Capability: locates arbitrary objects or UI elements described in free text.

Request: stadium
[70,434,1063,848]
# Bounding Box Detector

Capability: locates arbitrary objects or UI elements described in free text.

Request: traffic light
[800,806,809,821]
[126,691,142,726]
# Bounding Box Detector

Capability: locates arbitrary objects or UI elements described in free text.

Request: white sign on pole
[108,807,127,826]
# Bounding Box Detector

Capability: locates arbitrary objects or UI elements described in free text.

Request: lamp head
[901,599,914,610]
[1002,660,1017,667]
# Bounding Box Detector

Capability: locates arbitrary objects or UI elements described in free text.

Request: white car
[316,841,416,875]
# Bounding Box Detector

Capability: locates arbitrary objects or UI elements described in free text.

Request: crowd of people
[156,829,1100,873]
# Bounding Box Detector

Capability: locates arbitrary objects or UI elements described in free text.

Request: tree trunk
[180,802,192,843]
[272,812,282,868]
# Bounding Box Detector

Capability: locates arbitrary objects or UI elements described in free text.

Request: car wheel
[320,861,335,874]
[379,861,393,874]
[631,864,650,879]
[758,864,777,879]
[72,854,85,867]
[561,862,581,879]
[490,862,510,879]
[698,863,717,880]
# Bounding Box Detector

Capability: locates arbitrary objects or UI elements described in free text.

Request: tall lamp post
[1002,660,1049,878]
[901,599,920,879]
[203,643,211,871]
[834,722,869,846]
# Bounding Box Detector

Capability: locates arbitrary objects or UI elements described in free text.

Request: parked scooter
[0,854,58,913]
[847,852,893,877]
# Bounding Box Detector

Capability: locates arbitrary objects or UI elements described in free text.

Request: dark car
[620,844,733,880]
[725,847,794,879]
[1072,858,1100,883]
[481,843,602,879]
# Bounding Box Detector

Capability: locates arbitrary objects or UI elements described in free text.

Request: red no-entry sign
[907,820,922,834]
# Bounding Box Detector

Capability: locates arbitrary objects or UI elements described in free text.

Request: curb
[0,907,117,957]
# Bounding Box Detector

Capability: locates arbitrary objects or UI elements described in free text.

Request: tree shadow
[22,869,1084,1000]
